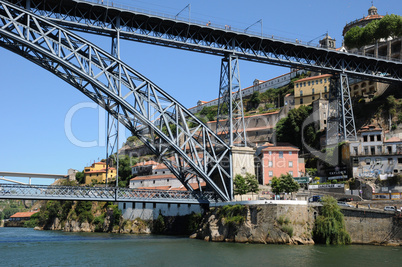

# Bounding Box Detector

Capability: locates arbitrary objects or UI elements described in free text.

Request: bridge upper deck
[6,0,402,83]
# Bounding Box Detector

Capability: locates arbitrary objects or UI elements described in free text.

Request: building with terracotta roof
[9,211,39,221]
[294,74,331,108]
[84,161,116,185]
[255,143,305,185]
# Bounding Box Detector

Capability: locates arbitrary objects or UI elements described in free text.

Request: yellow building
[294,74,331,108]
[84,161,116,185]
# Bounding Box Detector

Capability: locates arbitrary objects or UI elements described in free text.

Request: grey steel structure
[0,184,216,203]
[5,0,402,83]
[0,1,232,201]
[326,74,357,145]
[1,0,402,201]
[216,55,247,147]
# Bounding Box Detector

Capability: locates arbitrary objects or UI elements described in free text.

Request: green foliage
[76,201,94,223]
[24,212,40,228]
[247,91,261,111]
[153,212,166,234]
[75,171,85,184]
[108,204,122,225]
[270,174,299,194]
[313,196,351,245]
[234,174,248,196]
[187,212,202,234]
[93,214,105,232]
[281,225,294,237]
[345,14,402,48]
[275,105,317,148]
[199,105,219,121]
[245,173,260,195]
[218,204,246,226]
[118,155,136,187]
[1,207,19,219]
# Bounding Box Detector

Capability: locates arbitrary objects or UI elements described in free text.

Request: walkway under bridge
[0,184,217,204]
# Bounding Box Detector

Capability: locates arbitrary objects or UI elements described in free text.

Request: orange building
[258,143,305,185]
[84,161,116,185]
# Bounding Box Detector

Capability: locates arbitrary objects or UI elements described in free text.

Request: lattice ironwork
[0,1,232,201]
[326,73,357,146]
[216,54,247,147]
[0,184,216,203]
[6,0,402,83]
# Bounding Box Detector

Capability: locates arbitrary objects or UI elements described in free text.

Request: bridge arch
[0,1,232,201]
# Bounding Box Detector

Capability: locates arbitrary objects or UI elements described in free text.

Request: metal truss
[216,54,247,147]
[6,0,402,83]
[0,184,216,203]
[0,1,233,201]
[326,73,357,146]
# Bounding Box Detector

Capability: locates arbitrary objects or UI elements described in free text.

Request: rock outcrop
[192,204,315,245]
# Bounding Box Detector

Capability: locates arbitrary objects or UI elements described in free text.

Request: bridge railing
[0,184,217,203]
[76,0,402,63]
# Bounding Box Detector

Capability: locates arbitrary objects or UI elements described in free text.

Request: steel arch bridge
[5,0,402,83]
[0,1,233,201]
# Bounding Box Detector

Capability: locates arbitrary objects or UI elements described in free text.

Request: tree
[75,171,85,184]
[313,196,351,245]
[245,173,260,196]
[234,174,248,199]
[270,174,299,196]
[247,91,261,111]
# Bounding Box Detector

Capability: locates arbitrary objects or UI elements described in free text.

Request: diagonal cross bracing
[0,1,232,201]
[5,0,402,83]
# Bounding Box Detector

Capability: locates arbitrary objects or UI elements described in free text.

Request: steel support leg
[326,73,357,146]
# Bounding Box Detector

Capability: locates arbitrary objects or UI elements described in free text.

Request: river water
[0,227,401,266]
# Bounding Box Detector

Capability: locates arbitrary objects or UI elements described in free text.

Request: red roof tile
[10,211,39,218]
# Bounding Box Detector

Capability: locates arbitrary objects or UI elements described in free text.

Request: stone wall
[342,208,402,245]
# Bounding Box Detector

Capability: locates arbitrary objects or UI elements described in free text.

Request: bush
[218,205,246,226]
[281,225,294,237]
[187,212,202,234]
[153,212,166,234]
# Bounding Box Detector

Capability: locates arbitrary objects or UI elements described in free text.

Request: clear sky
[0,0,401,184]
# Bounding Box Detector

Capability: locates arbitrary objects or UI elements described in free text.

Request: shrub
[281,225,294,237]
[218,204,246,226]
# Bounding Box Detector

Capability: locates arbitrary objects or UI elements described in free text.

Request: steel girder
[5,0,402,83]
[0,1,232,201]
[0,184,215,203]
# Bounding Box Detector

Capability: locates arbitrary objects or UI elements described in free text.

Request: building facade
[256,143,305,185]
[294,74,331,108]
[84,162,116,185]
[349,125,402,178]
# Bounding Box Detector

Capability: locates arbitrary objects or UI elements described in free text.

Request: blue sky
[0,0,400,184]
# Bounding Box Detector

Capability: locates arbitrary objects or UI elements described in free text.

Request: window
[132,203,135,209]
[142,203,146,209]
[269,161,273,167]
[324,94,327,98]
[279,151,283,158]
[296,83,299,88]
[320,79,323,84]
[153,180,155,184]
[324,78,327,83]
[312,88,315,95]
[363,136,368,142]
[289,171,293,177]
[388,158,394,165]
[365,158,371,164]
[377,135,381,141]
[353,158,359,165]
[370,146,375,155]
[269,171,273,177]
[324,86,327,93]
[300,90,303,96]
[316,80,318,85]
[304,82,306,87]
[387,146,392,154]
[167,179,169,183]
[289,151,292,155]
[353,147,358,155]
[398,158,402,164]
[153,203,156,209]
[308,81,311,86]
[300,98,304,104]
[312,96,315,100]
[269,151,272,155]
[375,158,381,165]
[289,161,293,167]
[364,147,369,155]
[123,203,126,209]
[370,135,375,142]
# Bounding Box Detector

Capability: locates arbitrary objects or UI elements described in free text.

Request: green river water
[0,227,401,266]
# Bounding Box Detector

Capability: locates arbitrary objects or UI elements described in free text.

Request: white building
[349,125,402,178]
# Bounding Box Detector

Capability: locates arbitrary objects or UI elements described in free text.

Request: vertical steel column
[326,73,357,146]
[216,54,246,200]
[216,54,247,147]
[105,17,121,189]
